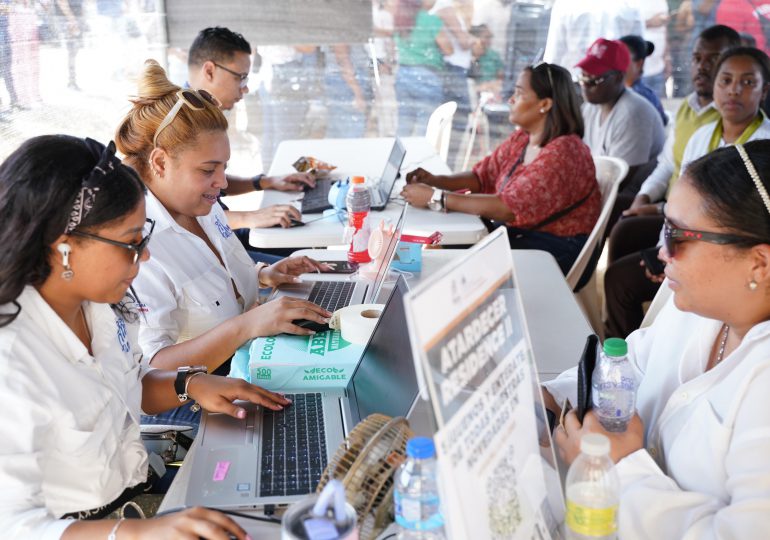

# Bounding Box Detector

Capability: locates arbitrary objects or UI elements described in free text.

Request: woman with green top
[394,0,452,136]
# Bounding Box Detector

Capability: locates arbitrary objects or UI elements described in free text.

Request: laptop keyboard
[301,182,333,213]
[308,281,356,313]
[259,393,328,497]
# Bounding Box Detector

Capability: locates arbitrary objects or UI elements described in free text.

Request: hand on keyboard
[243,295,332,336]
[258,256,333,288]
[229,204,301,229]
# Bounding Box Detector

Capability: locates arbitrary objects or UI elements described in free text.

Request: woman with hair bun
[545,140,770,537]
[115,60,331,433]
[0,135,278,539]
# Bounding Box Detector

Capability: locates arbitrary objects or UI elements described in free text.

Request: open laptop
[271,202,407,331]
[183,276,418,510]
[300,137,406,213]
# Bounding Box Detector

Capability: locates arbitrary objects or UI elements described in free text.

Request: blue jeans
[324,76,367,138]
[498,225,588,276]
[396,65,443,136]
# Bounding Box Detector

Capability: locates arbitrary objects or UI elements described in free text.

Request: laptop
[271,202,407,331]
[300,137,406,213]
[183,276,418,510]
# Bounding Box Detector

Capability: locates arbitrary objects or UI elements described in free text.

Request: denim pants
[396,65,443,136]
[496,224,588,276]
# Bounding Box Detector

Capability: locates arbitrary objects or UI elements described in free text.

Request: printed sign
[404,228,564,539]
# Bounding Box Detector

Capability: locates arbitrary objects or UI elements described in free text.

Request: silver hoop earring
[57,243,74,281]
[749,280,758,291]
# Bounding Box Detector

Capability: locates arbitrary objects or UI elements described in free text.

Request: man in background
[619,34,668,125]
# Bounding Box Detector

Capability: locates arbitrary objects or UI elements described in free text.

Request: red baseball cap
[575,38,631,76]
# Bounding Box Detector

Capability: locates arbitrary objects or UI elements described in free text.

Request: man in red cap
[577,37,665,204]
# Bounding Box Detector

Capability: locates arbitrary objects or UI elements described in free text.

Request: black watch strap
[252,174,265,191]
[174,365,208,402]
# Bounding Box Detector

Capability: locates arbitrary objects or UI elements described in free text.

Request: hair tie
[735,144,770,216]
[64,139,123,234]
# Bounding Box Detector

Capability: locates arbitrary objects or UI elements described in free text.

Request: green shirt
[474,49,504,82]
[668,98,721,195]
[395,11,444,69]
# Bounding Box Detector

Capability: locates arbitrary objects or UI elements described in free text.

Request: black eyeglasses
[153,89,221,147]
[70,219,155,264]
[663,219,759,257]
[213,62,249,88]
[532,61,554,91]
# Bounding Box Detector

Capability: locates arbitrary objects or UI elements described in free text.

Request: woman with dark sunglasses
[401,62,601,275]
[0,135,281,539]
[544,140,770,537]
[114,60,331,435]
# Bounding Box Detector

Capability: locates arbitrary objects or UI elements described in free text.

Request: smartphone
[271,219,305,228]
[640,247,665,276]
[318,260,357,274]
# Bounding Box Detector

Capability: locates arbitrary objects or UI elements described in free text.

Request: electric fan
[316,414,414,539]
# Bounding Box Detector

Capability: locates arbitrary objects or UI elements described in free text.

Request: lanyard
[708,112,766,152]
[497,145,527,195]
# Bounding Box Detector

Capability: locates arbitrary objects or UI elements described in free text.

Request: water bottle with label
[394,437,446,540]
[346,175,372,264]
[591,337,637,432]
[565,433,620,540]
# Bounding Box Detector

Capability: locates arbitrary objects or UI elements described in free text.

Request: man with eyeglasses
[187,27,316,260]
[578,37,665,203]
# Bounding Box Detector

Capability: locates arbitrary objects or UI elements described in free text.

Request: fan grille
[317,414,413,540]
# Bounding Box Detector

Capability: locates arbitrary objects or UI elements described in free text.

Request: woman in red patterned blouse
[401,62,601,274]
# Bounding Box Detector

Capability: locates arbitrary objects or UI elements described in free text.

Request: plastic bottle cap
[351,176,365,184]
[406,437,436,459]
[603,337,628,357]
[580,433,611,457]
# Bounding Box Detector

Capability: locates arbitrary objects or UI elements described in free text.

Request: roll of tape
[328,303,384,345]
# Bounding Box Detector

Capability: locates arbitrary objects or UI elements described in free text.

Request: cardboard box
[229,330,365,392]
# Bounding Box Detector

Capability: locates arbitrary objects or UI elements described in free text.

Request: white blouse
[133,192,259,362]
[0,287,149,539]
[544,297,770,538]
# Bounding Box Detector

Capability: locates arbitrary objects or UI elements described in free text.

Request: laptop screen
[378,137,406,199]
[366,202,407,303]
[348,276,418,424]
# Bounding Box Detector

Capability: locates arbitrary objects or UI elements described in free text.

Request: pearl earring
[539,108,546,114]
[749,280,758,291]
[57,243,74,281]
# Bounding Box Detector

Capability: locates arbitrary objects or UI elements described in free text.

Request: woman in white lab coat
[0,135,285,539]
[544,139,770,538]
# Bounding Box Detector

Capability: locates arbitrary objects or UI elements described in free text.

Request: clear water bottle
[346,175,372,264]
[394,437,446,540]
[565,433,620,540]
[591,338,637,432]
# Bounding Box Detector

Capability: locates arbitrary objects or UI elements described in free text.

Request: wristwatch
[174,365,208,402]
[427,187,445,212]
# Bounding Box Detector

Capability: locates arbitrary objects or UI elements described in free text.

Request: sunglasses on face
[213,62,249,88]
[70,218,155,264]
[152,89,221,147]
[663,219,759,257]
[578,73,611,87]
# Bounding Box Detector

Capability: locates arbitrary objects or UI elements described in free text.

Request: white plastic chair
[425,101,457,164]
[569,156,628,334]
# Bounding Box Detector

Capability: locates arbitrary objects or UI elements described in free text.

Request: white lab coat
[0,287,149,539]
[544,297,770,539]
[133,192,259,362]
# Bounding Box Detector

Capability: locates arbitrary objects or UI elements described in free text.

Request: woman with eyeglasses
[401,62,600,274]
[114,60,331,433]
[543,139,770,537]
[0,135,281,539]
[604,46,770,338]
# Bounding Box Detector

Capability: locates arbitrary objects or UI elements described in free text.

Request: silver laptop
[370,137,406,211]
[270,203,407,331]
[183,276,417,509]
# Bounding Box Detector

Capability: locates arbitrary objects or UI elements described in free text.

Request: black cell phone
[640,247,665,275]
[271,219,305,228]
[318,260,357,274]
[576,334,599,424]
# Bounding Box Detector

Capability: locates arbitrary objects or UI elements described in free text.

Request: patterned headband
[735,144,770,216]
[64,139,123,234]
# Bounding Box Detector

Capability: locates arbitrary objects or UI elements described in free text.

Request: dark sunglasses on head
[152,89,221,147]
[663,218,759,257]
[70,218,155,264]
[532,61,555,91]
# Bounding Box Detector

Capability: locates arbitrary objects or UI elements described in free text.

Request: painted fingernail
[237,409,246,419]
[293,276,302,283]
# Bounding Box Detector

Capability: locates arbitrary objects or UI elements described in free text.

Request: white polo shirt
[133,191,259,362]
[0,287,149,539]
